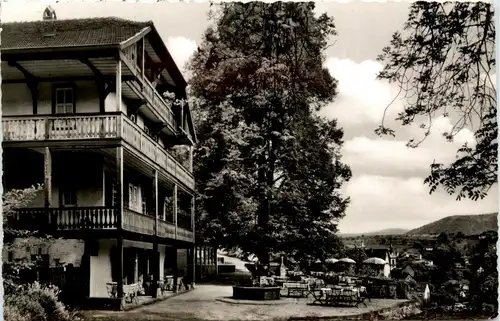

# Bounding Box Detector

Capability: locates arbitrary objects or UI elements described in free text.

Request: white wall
[2,81,99,116]
[90,239,116,298]
[104,92,128,113]
[159,245,166,280]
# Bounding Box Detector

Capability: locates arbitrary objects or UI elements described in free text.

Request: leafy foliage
[377,2,496,200]
[3,185,59,286]
[189,2,350,264]
[4,282,80,321]
[467,231,498,313]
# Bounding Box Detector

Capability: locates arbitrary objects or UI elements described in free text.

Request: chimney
[43,6,57,21]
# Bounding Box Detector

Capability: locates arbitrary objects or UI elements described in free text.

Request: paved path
[90,285,407,321]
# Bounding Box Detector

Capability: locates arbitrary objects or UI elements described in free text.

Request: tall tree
[377,2,496,200]
[189,2,351,264]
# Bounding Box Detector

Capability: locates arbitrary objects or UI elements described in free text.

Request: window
[61,188,77,207]
[54,87,74,114]
[128,183,141,212]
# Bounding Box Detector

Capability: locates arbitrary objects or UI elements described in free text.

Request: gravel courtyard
[89,284,407,321]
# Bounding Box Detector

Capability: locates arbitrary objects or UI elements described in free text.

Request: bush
[4,282,80,321]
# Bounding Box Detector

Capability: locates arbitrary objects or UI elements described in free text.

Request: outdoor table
[310,286,366,307]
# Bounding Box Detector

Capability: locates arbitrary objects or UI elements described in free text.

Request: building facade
[2,15,197,308]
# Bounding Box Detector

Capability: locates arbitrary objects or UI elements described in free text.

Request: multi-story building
[2,10,197,309]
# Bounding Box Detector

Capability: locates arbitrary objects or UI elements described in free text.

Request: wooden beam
[173,184,178,240]
[141,37,145,81]
[191,196,196,286]
[173,248,179,292]
[116,60,122,112]
[104,81,116,97]
[8,61,35,79]
[81,239,92,298]
[125,98,146,116]
[191,196,195,240]
[44,147,52,209]
[189,146,194,173]
[117,237,124,300]
[116,146,124,299]
[2,47,119,61]
[119,27,152,50]
[79,58,107,113]
[8,61,39,114]
[3,75,134,84]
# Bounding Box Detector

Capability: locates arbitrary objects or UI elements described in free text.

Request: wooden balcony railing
[158,219,176,239]
[3,114,119,141]
[121,116,194,189]
[123,208,155,235]
[120,46,177,131]
[10,207,192,241]
[125,79,177,131]
[2,113,194,190]
[56,207,117,230]
[10,207,118,231]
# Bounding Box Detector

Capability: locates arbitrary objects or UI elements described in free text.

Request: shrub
[4,282,80,321]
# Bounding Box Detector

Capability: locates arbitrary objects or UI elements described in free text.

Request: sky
[2,1,498,234]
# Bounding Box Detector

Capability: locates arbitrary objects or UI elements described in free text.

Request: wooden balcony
[2,113,194,190]
[10,207,194,242]
[120,46,177,132]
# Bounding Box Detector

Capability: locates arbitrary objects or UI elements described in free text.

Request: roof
[1,18,152,50]
[365,249,389,260]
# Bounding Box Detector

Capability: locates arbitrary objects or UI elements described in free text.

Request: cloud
[320,58,404,126]
[431,116,476,146]
[165,36,198,75]
[338,175,498,234]
[322,57,497,234]
[342,137,434,177]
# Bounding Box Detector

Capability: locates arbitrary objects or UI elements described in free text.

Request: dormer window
[54,86,75,114]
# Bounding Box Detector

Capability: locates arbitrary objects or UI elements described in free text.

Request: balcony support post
[191,196,195,235]
[116,146,124,299]
[173,185,178,240]
[141,37,145,83]
[189,146,194,173]
[116,59,123,112]
[152,169,159,298]
[173,248,178,293]
[191,244,196,288]
[43,147,52,226]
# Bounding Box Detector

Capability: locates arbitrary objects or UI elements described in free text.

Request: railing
[122,116,194,189]
[11,207,194,242]
[3,114,120,141]
[55,207,117,230]
[3,113,194,190]
[11,207,117,231]
[120,48,177,130]
[122,208,155,235]
[177,228,194,242]
[158,219,176,239]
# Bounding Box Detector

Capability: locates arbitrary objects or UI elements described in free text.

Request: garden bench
[283,282,309,297]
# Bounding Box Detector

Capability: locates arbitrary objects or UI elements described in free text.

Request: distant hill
[341,228,409,238]
[406,213,498,236]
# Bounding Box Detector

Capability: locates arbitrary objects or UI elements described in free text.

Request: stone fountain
[232,263,281,301]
